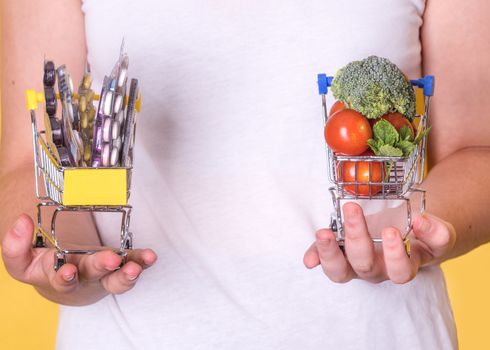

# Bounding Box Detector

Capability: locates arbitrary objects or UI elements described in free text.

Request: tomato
[325,109,372,155]
[338,160,384,196]
[371,112,414,135]
[329,101,345,117]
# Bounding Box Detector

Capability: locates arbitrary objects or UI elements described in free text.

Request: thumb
[412,213,455,257]
[1,214,36,282]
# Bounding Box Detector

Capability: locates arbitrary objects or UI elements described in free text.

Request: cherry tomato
[329,101,345,117]
[325,109,372,155]
[338,160,383,196]
[371,112,414,135]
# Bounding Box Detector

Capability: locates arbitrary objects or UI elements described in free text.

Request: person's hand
[303,202,456,284]
[1,214,157,306]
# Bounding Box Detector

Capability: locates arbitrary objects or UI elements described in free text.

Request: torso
[56,1,456,349]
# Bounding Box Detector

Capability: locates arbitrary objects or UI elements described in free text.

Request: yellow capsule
[88,107,96,121]
[83,74,92,90]
[86,89,94,102]
[79,95,87,112]
[81,111,88,129]
[84,145,91,162]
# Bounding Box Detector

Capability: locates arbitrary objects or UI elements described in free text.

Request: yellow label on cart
[63,168,128,206]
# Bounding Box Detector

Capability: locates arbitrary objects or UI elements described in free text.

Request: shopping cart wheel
[53,252,66,271]
[34,234,46,248]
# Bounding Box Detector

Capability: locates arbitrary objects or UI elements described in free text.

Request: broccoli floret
[331,56,416,120]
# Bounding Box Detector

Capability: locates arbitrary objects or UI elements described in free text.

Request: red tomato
[325,110,372,155]
[371,112,414,135]
[338,160,384,196]
[329,101,345,117]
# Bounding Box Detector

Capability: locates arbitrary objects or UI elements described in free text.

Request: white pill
[112,137,122,150]
[102,144,110,166]
[103,118,112,142]
[103,91,113,115]
[110,146,119,166]
[114,94,123,114]
[112,121,120,140]
[116,110,124,124]
[118,68,128,88]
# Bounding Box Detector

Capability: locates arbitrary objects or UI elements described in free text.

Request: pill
[116,109,124,125]
[110,146,119,166]
[118,67,128,88]
[103,118,112,142]
[89,123,95,137]
[83,75,92,90]
[103,91,113,115]
[102,144,110,166]
[114,94,123,114]
[88,107,96,121]
[112,121,120,140]
[86,89,94,102]
[81,111,88,129]
[84,145,91,162]
[112,137,121,150]
[79,95,87,112]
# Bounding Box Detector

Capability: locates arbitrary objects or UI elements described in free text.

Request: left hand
[303,202,456,284]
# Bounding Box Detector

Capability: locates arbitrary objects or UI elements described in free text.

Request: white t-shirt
[57,1,457,349]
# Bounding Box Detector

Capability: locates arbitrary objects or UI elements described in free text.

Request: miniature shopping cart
[25,90,140,270]
[317,74,434,251]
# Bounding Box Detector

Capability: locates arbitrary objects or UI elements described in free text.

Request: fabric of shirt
[56,1,457,349]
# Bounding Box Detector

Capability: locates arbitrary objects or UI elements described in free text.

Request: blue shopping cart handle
[317,74,334,94]
[410,75,435,97]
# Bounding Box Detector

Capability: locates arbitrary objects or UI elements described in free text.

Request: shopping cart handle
[410,75,435,97]
[317,74,334,94]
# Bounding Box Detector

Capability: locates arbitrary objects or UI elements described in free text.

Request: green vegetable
[368,119,429,158]
[331,56,416,120]
[399,126,414,142]
[378,144,404,157]
[372,119,399,146]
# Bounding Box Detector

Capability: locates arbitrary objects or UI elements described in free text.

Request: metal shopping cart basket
[25,90,140,270]
[317,74,435,251]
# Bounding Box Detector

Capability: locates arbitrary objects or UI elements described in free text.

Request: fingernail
[64,273,76,282]
[12,217,27,237]
[105,264,119,271]
[316,230,330,243]
[126,274,139,281]
[143,259,155,267]
[317,237,332,248]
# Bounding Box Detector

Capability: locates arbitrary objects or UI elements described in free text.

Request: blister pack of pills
[41,45,140,169]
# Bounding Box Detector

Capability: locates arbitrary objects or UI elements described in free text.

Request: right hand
[1,214,157,306]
